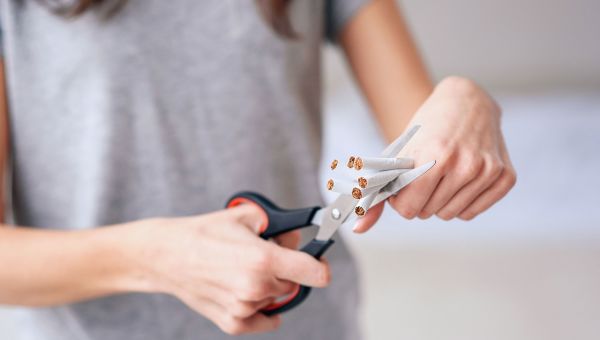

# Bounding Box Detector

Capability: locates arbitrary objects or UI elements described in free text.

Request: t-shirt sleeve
[324,0,371,42]
[0,16,3,56]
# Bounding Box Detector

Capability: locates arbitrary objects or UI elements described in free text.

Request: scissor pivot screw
[331,208,341,220]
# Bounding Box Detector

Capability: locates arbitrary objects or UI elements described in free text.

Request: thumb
[352,201,384,234]
[269,244,331,288]
[229,203,269,234]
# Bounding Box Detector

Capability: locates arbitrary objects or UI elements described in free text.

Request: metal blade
[312,194,358,241]
[381,125,420,158]
[370,160,436,207]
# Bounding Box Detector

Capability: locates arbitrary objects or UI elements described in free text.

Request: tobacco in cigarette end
[330,159,338,170]
[358,177,368,189]
[355,206,366,216]
[327,179,334,190]
[347,156,356,168]
[354,157,363,170]
[352,187,362,199]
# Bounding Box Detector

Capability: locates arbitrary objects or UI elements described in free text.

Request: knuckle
[246,246,273,272]
[238,280,269,301]
[459,152,483,177]
[395,204,418,219]
[487,158,505,177]
[504,168,517,188]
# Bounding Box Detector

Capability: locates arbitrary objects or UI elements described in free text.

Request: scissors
[226,125,435,315]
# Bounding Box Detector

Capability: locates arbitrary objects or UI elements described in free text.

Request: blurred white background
[322,0,600,339]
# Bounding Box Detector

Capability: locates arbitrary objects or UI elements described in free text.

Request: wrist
[91,219,163,295]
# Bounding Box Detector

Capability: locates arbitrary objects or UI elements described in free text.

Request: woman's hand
[355,76,516,232]
[127,205,330,335]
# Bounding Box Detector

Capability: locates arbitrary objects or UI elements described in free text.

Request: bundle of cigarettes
[327,156,415,217]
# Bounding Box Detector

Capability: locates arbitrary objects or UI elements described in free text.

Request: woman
[0,0,516,338]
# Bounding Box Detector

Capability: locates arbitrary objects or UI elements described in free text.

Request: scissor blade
[312,194,358,241]
[370,160,436,207]
[381,125,420,158]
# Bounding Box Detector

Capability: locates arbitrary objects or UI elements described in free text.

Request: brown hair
[36,0,295,37]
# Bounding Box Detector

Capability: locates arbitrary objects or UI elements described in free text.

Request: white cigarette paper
[355,193,377,216]
[326,179,356,194]
[354,157,414,171]
[357,169,407,189]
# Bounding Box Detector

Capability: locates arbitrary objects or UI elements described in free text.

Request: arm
[339,0,517,226]
[0,60,327,335]
[1,60,137,306]
[339,0,432,141]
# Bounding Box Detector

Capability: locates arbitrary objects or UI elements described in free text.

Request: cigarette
[355,193,377,216]
[327,178,356,194]
[330,159,339,170]
[326,179,334,190]
[354,157,414,171]
[357,177,368,189]
[357,169,407,189]
[347,156,356,168]
[352,183,386,199]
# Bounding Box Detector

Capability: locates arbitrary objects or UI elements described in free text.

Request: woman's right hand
[125,204,330,335]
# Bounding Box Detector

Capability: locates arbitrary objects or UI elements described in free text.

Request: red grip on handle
[262,285,301,313]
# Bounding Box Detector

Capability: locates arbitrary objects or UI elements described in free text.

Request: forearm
[340,0,433,141]
[0,58,8,222]
[0,222,152,306]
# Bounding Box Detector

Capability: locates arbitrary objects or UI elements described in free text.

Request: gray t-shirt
[0,0,368,339]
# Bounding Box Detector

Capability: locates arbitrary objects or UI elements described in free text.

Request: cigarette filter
[352,183,386,199]
[354,157,414,171]
[330,159,338,170]
[347,156,356,168]
[355,193,377,216]
[357,169,407,189]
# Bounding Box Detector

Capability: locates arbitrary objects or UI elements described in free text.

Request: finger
[269,244,331,288]
[457,167,517,220]
[388,161,444,219]
[436,158,503,220]
[419,157,484,219]
[255,297,278,310]
[267,278,298,298]
[227,297,277,319]
[352,201,384,233]
[229,314,282,335]
[230,203,268,234]
[273,230,301,249]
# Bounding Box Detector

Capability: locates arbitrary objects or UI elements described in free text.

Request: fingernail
[352,222,362,233]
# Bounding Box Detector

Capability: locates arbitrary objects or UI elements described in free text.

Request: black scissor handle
[226,191,320,239]
[226,191,334,315]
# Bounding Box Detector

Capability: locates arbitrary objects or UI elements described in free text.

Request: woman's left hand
[354,76,517,232]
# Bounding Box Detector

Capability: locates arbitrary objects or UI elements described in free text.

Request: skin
[0,0,516,335]
[344,0,516,231]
